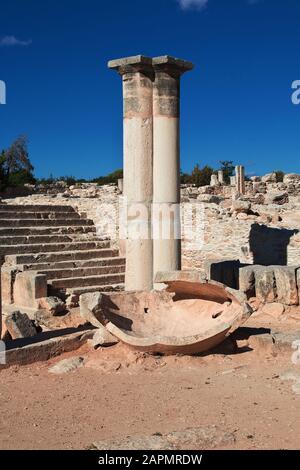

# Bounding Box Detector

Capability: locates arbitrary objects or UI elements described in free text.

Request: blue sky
[0,0,299,179]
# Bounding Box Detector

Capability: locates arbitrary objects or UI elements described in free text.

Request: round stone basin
[97,281,252,355]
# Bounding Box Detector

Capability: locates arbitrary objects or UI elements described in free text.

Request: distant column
[152,56,194,276]
[108,56,154,291]
[235,165,245,195]
[218,170,224,185]
[230,176,236,186]
[210,174,219,187]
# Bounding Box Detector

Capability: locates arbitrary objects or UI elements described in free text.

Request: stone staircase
[0,204,125,302]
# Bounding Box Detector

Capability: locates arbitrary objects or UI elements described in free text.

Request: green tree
[92,168,123,186]
[1,136,35,189]
[180,170,192,184]
[0,150,7,191]
[274,170,285,183]
[4,135,34,176]
[191,164,214,187]
[219,160,235,184]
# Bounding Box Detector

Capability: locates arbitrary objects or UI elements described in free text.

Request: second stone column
[152,56,194,277]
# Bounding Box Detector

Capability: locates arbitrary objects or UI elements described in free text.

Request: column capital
[152,56,194,77]
[108,55,153,75]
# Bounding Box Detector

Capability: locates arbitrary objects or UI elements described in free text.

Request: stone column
[108,56,154,291]
[210,174,219,187]
[235,165,245,195]
[230,176,236,186]
[218,170,224,185]
[152,56,194,276]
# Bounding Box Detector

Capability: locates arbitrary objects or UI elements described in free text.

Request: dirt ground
[0,315,300,450]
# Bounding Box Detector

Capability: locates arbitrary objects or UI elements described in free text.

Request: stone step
[0,211,84,220]
[49,273,125,289]
[0,226,96,236]
[20,256,125,271]
[0,204,76,212]
[0,240,110,255]
[0,218,94,227]
[39,264,125,280]
[5,248,120,265]
[0,234,101,245]
[66,284,124,296]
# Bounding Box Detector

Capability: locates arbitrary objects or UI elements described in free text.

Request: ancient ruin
[1,55,300,451]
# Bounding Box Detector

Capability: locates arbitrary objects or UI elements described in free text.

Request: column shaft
[152,58,193,278]
[109,56,154,291]
[153,67,180,274]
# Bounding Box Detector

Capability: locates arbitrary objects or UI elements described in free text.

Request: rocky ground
[0,313,300,450]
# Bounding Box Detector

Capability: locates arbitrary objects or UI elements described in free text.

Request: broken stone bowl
[92,280,253,355]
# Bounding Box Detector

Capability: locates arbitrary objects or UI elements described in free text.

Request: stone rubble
[5,311,38,339]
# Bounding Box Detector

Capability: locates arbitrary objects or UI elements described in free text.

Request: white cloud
[0,36,32,47]
[178,0,208,11]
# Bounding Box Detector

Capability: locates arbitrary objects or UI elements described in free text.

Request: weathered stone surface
[13,271,47,308]
[283,173,300,184]
[197,194,223,204]
[231,200,251,214]
[5,311,37,339]
[250,176,261,182]
[2,328,94,369]
[252,181,267,194]
[239,266,256,298]
[261,303,285,319]
[155,270,206,284]
[274,266,299,305]
[262,172,277,183]
[39,296,66,315]
[93,425,235,450]
[49,356,85,374]
[265,191,289,205]
[255,268,276,303]
[1,267,18,305]
[79,292,103,327]
[66,293,79,309]
[90,327,118,348]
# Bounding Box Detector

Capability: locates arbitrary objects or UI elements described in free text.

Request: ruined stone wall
[181,199,300,271]
[4,175,300,270]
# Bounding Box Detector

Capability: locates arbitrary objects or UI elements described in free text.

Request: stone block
[262,172,277,183]
[90,327,118,349]
[1,267,18,305]
[274,266,299,306]
[197,194,223,204]
[265,191,289,205]
[155,270,206,284]
[239,265,257,298]
[49,356,85,375]
[231,200,251,213]
[13,271,47,308]
[39,296,66,316]
[255,268,276,303]
[5,311,37,339]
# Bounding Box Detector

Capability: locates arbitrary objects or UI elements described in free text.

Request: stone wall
[3,174,300,271]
